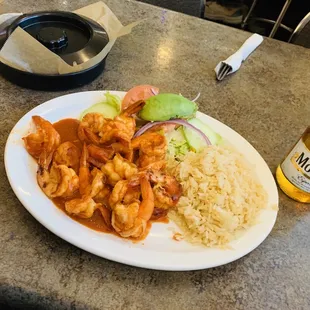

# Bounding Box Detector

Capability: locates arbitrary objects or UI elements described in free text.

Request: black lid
[0,11,110,90]
[36,27,69,50]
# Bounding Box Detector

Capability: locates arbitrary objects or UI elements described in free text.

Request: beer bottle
[276,127,310,203]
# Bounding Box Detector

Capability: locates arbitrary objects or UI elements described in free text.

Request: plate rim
[4,90,279,271]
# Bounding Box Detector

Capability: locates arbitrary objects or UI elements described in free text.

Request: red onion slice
[134,119,212,145]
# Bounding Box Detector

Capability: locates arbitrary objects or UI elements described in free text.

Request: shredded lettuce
[168,138,190,159]
[167,127,190,160]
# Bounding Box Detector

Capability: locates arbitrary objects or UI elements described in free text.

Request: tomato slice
[122,85,159,111]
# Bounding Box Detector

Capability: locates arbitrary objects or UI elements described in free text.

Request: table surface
[1,0,310,309]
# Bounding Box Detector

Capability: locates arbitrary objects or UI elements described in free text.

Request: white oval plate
[5,91,278,271]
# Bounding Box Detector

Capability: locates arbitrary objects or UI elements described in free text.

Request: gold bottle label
[281,139,310,193]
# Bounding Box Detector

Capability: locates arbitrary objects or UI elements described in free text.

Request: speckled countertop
[0,0,309,309]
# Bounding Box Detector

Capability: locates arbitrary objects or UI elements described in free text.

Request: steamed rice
[167,144,268,247]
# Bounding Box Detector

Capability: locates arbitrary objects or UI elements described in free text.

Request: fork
[217,63,233,81]
[215,34,264,81]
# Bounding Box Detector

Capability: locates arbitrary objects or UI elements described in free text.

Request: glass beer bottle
[276,127,310,203]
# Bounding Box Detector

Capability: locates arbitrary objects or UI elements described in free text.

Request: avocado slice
[139,94,197,121]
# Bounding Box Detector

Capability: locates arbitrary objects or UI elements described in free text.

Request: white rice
[167,144,268,247]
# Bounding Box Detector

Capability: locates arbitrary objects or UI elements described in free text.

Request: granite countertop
[1,0,309,309]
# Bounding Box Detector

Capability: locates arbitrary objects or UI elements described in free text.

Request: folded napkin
[215,33,264,80]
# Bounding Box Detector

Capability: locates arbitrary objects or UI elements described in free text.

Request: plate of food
[5,85,278,271]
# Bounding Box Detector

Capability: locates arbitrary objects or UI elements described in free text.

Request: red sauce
[50,118,168,240]
[53,118,82,150]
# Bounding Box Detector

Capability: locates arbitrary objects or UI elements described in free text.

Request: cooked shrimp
[79,144,91,196]
[123,184,141,204]
[98,100,145,146]
[37,162,79,198]
[53,142,80,170]
[138,160,166,171]
[89,168,107,198]
[111,142,133,162]
[79,144,107,198]
[23,116,60,160]
[146,170,182,209]
[132,132,166,157]
[109,180,129,206]
[98,118,134,147]
[108,178,140,207]
[87,144,114,166]
[65,145,109,219]
[94,185,111,203]
[97,204,112,228]
[78,101,145,147]
[102,153,138,186]
[65,196,101,219]
[122,99,146,117]
[132,132,167,168]
[78,113,105,145]
[111,175,154,238]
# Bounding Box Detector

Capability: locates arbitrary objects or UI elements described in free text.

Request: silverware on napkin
[215,33,264,81]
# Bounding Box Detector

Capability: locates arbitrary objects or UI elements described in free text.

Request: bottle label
[281,139,310,193]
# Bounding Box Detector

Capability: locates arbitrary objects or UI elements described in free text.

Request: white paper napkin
[215,33,264,79]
